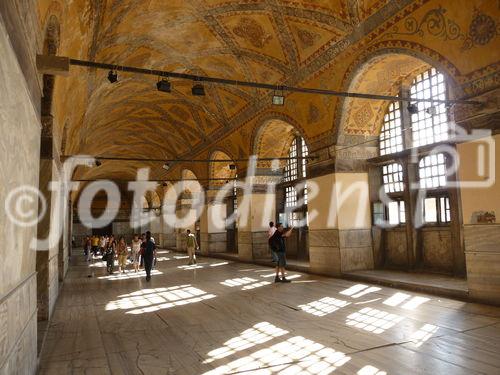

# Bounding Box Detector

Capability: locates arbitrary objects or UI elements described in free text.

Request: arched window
[410,68,449,147]
[374,66,452,228]
[281,136,308,226]
[379,101,403,156]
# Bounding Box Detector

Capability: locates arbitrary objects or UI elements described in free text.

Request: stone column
[157,207,176,248]
[458,133,500,305]
[174,192,199,252]
[307,144,375,276]
[199,188,227,255]
[236,174,278,261]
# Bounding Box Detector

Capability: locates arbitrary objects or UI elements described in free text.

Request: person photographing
[269,223,293,283]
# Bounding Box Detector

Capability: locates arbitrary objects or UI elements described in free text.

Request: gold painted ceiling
[37,0,500,184]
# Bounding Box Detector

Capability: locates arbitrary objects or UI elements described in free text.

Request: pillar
[174,191,199,252]
[236,175,277,261]
[307,145,375,276]
[458,133,500,305]
[199,188,227,255]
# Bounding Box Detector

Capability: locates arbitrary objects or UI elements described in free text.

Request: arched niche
[209,150,236,187]
[253,119,304,170]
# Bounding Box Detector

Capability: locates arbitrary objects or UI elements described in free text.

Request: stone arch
[181,168,202,195]
[209,150,237,187]
[334,46,463,145]
[144,190,161,209]
[252,118,308,170]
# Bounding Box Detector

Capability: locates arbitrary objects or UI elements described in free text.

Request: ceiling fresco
[37,0,499,185]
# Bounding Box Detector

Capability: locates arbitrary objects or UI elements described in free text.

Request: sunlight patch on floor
[299,297,351,317]
[340,284,381,298]
[203,336,350,375]
[97,270,162,280]
[106,284,216,314]
[221,277,259,287]
[204,322,289,363]
[358,365,387,375]
[409,323,439,347]
[346,307,404,334]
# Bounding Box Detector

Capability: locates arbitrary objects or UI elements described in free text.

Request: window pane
[379,101,403,155]
[399,201,406,223]
[388,201,400,225]
[411,68,449,147]
[419,153,447,188]
[440,196,451,223]
[382,163,404,193]
[424,198,437,223]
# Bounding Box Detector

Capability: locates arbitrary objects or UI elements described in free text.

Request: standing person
[143,231,156,282]
[83,236,92,262]
[105,235,116,274]
[186,229,198,265]
[268,221,277,263]
[91,235,99,256]
[131,234,142,273]
[116,236,128,274]
[269,223,293,283]
[139,233,146,269]
[99,235,106,255]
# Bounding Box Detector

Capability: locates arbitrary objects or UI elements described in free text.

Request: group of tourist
[83,232,157,281]
[83,225,295,284]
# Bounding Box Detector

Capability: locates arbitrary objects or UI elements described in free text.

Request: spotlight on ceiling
[229,164,236,170]
[162,182,168,187]
[407,103,419,114]
[192,83,205,96]
[272,88,284,106]
[95,159,102,167]
[156,78,171,93]
[162,163,170,171]
[107,70,118,83]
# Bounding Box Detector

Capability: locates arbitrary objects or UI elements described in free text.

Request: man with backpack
[269,223,293,283]
[186,229,199,265]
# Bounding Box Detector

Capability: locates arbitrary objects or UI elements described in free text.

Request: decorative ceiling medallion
[462,8,499,50]
[233,16,272,49]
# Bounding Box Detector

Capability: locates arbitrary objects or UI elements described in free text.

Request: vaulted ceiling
[37,0,500,184]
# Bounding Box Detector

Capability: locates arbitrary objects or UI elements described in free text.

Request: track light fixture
[272,87,284,106]
[192,82,205,96]
[162,162,170,171]
[95,159,102,167]
[156,77,171,93]
[107,70,118,83]
[407,103,419,114]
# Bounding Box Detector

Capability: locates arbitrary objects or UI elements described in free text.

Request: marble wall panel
[464,224,500,305]
[0,14,40,374]
[422,228,453,273]
[0,274,37,373]
[385,229,408,268]
[252,231,269,259]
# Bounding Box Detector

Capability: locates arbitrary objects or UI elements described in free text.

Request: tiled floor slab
[39,251,500,375]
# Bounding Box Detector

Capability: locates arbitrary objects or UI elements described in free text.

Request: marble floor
[38,249,500,375]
